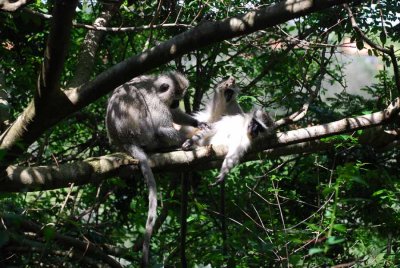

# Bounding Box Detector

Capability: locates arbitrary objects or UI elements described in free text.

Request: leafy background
[0,0,399,267]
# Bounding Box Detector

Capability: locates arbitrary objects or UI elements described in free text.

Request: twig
[272,180,289,268]
[1,213,123,268]
[344,4,400,94]
[205,208,267,245]
[23,7,192,32]
[180,172,189,267]
[220,181,228,257]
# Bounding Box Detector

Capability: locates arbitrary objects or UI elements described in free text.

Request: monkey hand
[181,139,194,151]
[196,121,210,130]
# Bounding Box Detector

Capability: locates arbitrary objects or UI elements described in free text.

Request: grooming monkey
[182,109,276,185]
[178,76,243,139]
[105,71,206,266]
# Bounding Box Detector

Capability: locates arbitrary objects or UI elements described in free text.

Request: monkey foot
[210,174,225,186]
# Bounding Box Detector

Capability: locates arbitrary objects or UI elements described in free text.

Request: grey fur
[178,76,244,139]
[106,71,197,267]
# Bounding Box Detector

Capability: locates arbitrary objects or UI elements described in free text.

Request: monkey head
[154,71,189,106]
[248,109,275,139]
[215,76,241,103]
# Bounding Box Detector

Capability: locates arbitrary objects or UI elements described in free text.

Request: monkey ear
[159,83,170,92]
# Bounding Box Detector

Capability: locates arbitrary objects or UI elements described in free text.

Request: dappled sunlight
[169,44,177,55]
[229,17,247,32]
[3,154,139,192]
[284,0,313,13]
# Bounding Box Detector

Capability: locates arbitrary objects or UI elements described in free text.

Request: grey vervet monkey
[105,71,206,267]
[182,109,276,185]
[178,76,244,139]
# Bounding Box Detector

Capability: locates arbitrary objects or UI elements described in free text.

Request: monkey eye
[159,83,170,93]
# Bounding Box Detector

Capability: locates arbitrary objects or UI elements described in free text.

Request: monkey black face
[224,88,235,102]
[248,118,266,139]
[248,110,275,139]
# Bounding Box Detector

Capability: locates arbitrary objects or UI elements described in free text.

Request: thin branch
[344,4,400,94]
[67,1,123,88]
[179,172,189,267]
[1,213,123,268]
[275,43,331,127]
[24,8,192,32]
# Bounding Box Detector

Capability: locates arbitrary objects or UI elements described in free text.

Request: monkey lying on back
[182,109,276,185]
[105,71,207,267]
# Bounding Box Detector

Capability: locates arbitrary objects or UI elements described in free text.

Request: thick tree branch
[0,0,359,166]
[37,0,78,99]
[1,97,398,192]
[0,0,78,163]
[67,1,123,88]
[1,153,138,192]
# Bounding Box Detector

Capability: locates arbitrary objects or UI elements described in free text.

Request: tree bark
[1,97,398,192]
[0,0,360,166]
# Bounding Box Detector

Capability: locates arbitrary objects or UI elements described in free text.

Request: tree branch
[23,8,192,32]
[67,1,123,88]
[37,0,78,99]
[344,4,400,94]
[2,97,398,192]
[1,213,123,268]
[0,0,359,166]
[1,153,138,192]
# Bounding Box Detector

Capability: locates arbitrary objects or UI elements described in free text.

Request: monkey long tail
[124,145,157,267]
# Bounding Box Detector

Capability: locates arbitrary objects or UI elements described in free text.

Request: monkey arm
[156,126,184,147]
[171,107,205,128]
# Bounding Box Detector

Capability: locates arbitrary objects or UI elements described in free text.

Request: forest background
[0,0,399,267]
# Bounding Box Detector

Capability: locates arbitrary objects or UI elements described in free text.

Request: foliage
[0,0,400,267]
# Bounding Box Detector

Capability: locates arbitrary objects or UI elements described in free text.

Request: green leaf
[322,186,335,196]
[350,176,368,186]
[333,224,347,233]
[187,215,196,222]
[43,225,56,241]
[326,236,345,245]
[372,189,386,196]
[308,247,324,255]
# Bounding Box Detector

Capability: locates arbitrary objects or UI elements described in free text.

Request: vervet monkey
[178,76,243,138]
[105,71,206,267]
[182,109,276,184]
